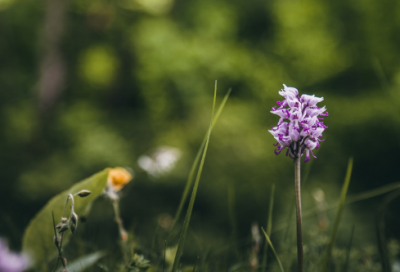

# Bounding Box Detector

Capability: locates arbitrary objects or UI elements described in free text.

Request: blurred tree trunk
[38,0,68,112]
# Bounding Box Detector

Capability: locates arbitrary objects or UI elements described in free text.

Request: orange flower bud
[106,167,133,192]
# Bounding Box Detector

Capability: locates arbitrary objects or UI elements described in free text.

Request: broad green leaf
[22,169,109,271]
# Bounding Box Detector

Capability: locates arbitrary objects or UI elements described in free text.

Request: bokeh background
[1,0,400,267]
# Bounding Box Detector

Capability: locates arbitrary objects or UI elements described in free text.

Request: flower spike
[268,84,328,162]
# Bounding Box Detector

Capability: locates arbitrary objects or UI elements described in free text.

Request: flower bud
[76,190,91,197]
[58,223,69,233]
[70,223,77,234]
[54,234,62,248]
[70,212,78,225]
[61,217,68,223]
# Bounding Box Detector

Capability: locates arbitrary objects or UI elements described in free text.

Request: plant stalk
[294,152,303,272]
[111,199,129,263]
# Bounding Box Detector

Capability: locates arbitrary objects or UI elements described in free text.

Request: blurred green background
[1,0,400,266]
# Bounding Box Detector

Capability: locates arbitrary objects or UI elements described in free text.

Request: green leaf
[319,157,353,272]
[171,81,217,272]
[22,169,109,271]
[58,251,106,272]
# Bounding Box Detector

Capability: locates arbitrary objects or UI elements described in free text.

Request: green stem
[294,152,303,272]
[62,194,74,219]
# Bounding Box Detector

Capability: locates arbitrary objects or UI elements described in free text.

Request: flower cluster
[269,84,328,162]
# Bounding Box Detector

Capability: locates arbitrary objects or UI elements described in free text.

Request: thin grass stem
[376,188,400,272]
[169,88,231,240]
[343,223,355,272]
[261,228,284,272]
[273,180,400,234]
[228,185,240,260]
[171,81,217,272]
[261,184,275,272]
[319,157,353,272]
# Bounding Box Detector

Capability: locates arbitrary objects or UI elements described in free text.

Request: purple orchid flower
[269,84,328,162]
[0,239,28,272]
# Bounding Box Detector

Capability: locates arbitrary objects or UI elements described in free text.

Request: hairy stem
[112,199,129,263]
[294,153,304,272]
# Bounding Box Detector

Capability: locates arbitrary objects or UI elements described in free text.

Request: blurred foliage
[1,0,400,270]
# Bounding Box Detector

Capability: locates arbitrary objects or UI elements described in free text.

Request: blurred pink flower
[0,239,28,272]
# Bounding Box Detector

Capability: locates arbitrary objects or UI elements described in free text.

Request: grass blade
[273,181,400,234]
[228,185,240,260]
[171,81,218,272]
[376,188,400,272]
[169,87,232,237]
[261,184,275,272]
[261,227,284,272]
[343,224,355,272]
[319,157,353,272]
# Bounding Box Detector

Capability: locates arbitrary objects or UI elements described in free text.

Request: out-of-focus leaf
[58,251,106,272]
[22,170,109,271]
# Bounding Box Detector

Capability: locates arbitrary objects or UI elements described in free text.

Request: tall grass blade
[261,184,275,272]
[170,87,232,236]
[193,256,200,272]
[228,185,240,260]
[376,188,400,272]
[346,181,400,204]
[261,227,284,272]
[273,181,400,234]
[163,240,166,272]
[319,157,353,272]
[343,224,355,272]
[171,81,217,272]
